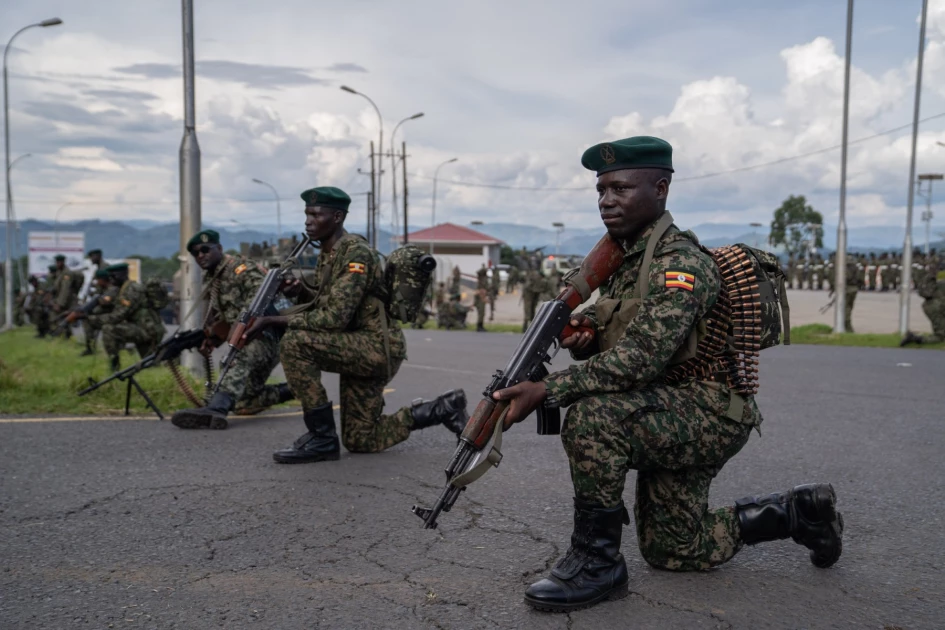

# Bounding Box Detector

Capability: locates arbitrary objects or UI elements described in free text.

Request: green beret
[581,136,674,175]
[186,229,220,252]
[47,264,57,272]
[104,262,129,274]
[54,254,66,261]
[301,186,351,212]
[94,269,110,279]
[87,249,102,257]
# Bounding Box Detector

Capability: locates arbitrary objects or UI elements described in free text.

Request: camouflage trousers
[220,333,284,412]
[30,306,50,334]
[522,292,539,327]
[101,322,163,359]
[81,319,101,348]
[280,328,412,453]
[562,380,757,572]
[844,287,858,332]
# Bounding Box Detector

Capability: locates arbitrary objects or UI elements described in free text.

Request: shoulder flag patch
[233,263,248,275]
[665,271,695,291]
[120,298,132,306]
[348,262,366,274]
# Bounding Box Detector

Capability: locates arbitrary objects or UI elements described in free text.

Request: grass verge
[789,323,944,349]
[0,327,206,415]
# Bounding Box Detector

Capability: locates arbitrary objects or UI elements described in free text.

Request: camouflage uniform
[51,268,80,337]
[543,216,762,571]
[522,269,543,330]
[843,256,862,333]
[476,265,488,290]
[280,233,416,453]
[203,255,285,412]
[474,289,487,331]
[450,265,462,295]
[489,269,500,321]
[911,274,945,344]
[87,279,165,360]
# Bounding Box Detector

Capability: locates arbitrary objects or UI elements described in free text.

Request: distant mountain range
[1,219,942,260]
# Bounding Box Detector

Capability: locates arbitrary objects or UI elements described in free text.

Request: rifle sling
[449,407,507,489]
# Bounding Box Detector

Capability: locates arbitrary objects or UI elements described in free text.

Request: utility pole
[369,141,376,247]
[179,0,202,372]
[835,0,853,334]
[402,141,409,243]
[917,174,941,255]
[900,0,930,337]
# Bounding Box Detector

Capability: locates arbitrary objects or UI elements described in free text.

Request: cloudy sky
[3,0,945,239]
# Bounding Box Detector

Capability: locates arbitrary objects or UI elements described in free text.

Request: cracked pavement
[1,330,943,629]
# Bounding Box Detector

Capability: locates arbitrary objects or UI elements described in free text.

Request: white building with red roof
[399,222,504,282]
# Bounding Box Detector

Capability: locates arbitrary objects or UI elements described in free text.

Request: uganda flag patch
[348,262,366,274]
[234,263,248,275]
[665,271,695,291]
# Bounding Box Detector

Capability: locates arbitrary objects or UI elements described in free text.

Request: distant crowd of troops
[784,250,940,292]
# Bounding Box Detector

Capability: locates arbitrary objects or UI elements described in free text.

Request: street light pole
[341,86,383,248]
[900,0,930,337]
[390,112,423,247]
[552,222,565,257]
[917,174,942,255]
[430,158,458,259]
[4,17,62,330]
[251,178,281,242]
[7,153,30,287]
[835,0,853,334]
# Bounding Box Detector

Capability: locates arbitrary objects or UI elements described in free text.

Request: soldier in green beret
[26,275,50,337]
[490,136,842,612]
[239,186,468,463]
[170,229,294,430]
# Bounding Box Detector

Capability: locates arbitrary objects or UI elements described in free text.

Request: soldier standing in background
[434,281,446,311]
[476,263,488,290]
[901,270,945,346]
[489,267,500,321]
[80,249,106,355]
[787,254,797,289]
[507,265,521,294]
[450,265,462,295]
[521,266,543,333]
[843,255,863,333]
[26,276,49,337]
[474,287,487,332]
[51,255,80,338]
[813,254,824,290]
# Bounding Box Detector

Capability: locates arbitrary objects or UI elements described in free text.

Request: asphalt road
[1,331,943,629]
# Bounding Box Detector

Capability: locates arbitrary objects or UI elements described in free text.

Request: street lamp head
[918,173,944,181]
[409,112,424,120]
[447,158,458,164]
[552,222,564,228]
[470,220,483,225]
[251,178,263,184]
[340,85,357,94]
[40,18,63,27]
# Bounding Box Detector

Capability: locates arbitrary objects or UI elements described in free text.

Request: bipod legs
[123,376,165,420]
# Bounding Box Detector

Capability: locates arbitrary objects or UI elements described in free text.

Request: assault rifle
[78,328,207,419]
[412,233,625,530]
[212,234,312,394]
[52,295,101,335]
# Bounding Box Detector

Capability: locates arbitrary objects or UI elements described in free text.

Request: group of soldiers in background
[426,247,564,332]
[785,249,940,292]
[12,248,167,370]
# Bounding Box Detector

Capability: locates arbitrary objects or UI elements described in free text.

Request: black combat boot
[900,331,922,347]
[410,389,468,436]
[524,499,630,612]
[272,403,341,464]
[109,355,120,372]
[735,483,844,568]
[170,391,235,430]
[276,382,294,403]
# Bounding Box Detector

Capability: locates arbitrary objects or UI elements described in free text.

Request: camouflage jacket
[544,216,761,425]
[203,254,266,324]
[53,269,80,310]
[289,233,406,355]
[88,279,163,332]
[91,285,119,315]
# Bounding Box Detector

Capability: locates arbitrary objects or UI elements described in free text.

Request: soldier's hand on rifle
[280,276,302,298]
[242,315,289,342]
[493,381,548,429]
[560,313,595,350]
[198,338,215,357]
[66,310,84,322]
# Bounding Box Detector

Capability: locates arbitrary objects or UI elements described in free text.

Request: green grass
[789,323,944,349]
[0,327,206,415]
[411,321,524,334]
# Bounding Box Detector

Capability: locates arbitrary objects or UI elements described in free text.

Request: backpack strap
[633,211,676,299]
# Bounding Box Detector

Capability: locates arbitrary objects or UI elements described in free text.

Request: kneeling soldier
[171,230,294,430]
[495,137,843,613]
[243,186,468,463]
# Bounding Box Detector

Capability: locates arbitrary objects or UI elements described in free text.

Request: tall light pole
[430,158,457,258]
[917,174,942,255]
[834,0,853,334]
[900,0,930,338]
[341,86,383,247]
[8,153,30,287]
[390,112,423,244]
[179,0,202,372]
[552,222,565,256]
[4,17,62,330]
[251,178,281,241]
[749,222,764,250]
[53,201,71,250]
